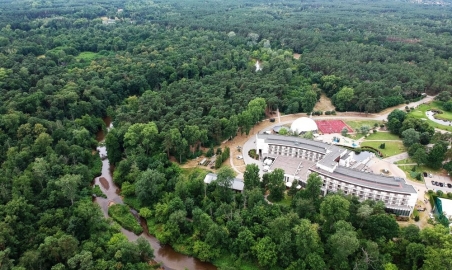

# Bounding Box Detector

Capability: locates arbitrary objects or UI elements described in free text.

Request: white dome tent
[290,117,318,135]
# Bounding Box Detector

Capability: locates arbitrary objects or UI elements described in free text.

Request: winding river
[94,119,216,270]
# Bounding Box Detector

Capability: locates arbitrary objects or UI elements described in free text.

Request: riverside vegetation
[1,0,452,269]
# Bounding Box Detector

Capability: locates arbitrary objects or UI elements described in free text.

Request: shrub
[380,124,385,128]
[414,215,420,222]
[249,149,259,160]
[331,110,336,115]
[416,173,422,181]
[373,129,377,133]
[215,155,223,169]
[325,111,331,115]
[108,204,143,235]
[139,207,152,219]
[379,143,385,149]
[206,146,214,157]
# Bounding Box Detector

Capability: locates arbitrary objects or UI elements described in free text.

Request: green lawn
[408,102,452,132]
[365,132,400,141]
[345,120,382,132]
[394,158,415,165]
[274,194,293,207]
[360,141,405,157]
[346,134,364,140]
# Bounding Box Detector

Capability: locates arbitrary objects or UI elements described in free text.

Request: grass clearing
[108,204,143,235]
[365,132,400,141]
[408,102,452,132]
[360,141,405,157]
[274,194,293,207]
[75,51,102,61]
[345,120,381,131]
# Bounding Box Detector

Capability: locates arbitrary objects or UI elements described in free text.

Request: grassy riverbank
[108,204,143,235]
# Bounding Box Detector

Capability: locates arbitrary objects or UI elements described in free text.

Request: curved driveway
[230,95,438,198]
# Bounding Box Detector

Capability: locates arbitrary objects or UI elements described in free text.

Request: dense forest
[1,0,452,269]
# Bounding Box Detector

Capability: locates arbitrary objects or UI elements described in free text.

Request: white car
[237,155,243,160]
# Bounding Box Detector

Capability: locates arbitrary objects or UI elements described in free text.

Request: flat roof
[269,155,303,176]
[353,151,373,163]
[311,166,416,194]
[204,173,244,191]
[257,134,416,195]
[259,134,330,154]
[317,146,345,169]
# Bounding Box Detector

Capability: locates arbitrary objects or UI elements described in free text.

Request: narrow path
[229,153,244,178]
[264,194,273,205]
[382,152,409,163]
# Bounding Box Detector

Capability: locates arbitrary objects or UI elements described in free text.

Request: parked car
[447,183,452,188]
[439,182,444,187]
[431,180,436,185]
[423,172,428,177]
[429,173,433,178]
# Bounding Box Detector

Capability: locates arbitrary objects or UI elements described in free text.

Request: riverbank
[93,120,217,270]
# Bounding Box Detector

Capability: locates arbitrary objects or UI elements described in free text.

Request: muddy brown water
[93,119,217,270]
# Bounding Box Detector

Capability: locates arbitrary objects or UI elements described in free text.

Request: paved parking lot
[425,174,452,193]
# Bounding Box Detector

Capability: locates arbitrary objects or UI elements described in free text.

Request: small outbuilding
[203,173,244,192]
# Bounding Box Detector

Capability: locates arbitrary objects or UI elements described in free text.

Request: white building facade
[255,134,417,216]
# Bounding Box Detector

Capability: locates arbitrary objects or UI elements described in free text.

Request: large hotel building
[255,134,417,216]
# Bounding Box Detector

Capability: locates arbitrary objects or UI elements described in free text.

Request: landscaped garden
[364,132,400,141]
[345,120,382,132]
[408,102,452,132]
[360,141,405,157]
